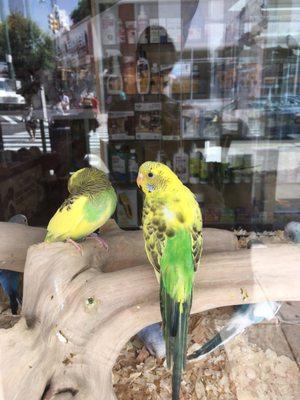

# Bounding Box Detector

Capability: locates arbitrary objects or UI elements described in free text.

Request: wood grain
[0,220,238,273]
[0,233,299,400]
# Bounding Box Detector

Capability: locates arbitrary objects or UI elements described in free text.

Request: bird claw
[86,233,109,251]
[67,238,83,255]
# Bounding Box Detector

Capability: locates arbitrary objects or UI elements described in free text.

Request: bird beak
[136,173,144,188]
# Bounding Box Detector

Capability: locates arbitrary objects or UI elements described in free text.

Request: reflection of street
[2,124,51,152]
[0,113,108,153]
[0,115,23,125]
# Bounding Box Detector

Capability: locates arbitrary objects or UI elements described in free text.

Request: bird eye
[148,172,154,178]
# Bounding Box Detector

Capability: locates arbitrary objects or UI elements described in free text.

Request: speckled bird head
[137,161,181,194]
[68,167,111,195]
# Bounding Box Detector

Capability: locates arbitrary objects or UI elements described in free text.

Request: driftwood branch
[0,222,299,399]
[0,220,238,273]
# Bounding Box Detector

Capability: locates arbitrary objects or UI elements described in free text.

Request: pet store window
[0,1,299,399]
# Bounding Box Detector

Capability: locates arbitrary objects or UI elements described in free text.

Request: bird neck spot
[163,207,174,221]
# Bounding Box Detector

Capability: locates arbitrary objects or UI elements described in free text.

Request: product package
[182,108,200,138]
[173,148,189,183]
[189,144,201,184]
[219,207,235,224]
[106,50,123,95]
[102,11,116,45]
[116,188,139,228]
[161,100,180,139]
[158,18,167,43]
[128,149,139,183]
[136,51,150,94]
[123,56,136,94]
[166,17,181,45]
[110,145,127,182]
[160,64,173,95]
[126,21,137,44]
[108,111,135,140]
[150,63,160,94]
[137,5,149,44]
[203,208,220,224]
[135,102,162,139]
[149,18,160,43]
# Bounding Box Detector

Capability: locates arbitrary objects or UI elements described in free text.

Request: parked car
[0,78,25,111]
[217,95,300,138]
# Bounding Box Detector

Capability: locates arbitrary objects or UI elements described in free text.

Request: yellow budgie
[45,167,117,251]
[137,161,203,400]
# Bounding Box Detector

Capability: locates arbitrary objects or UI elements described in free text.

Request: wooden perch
[0,220,238,273]
[0,221,299,400]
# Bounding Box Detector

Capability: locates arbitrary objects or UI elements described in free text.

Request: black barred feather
[68,167,111,196]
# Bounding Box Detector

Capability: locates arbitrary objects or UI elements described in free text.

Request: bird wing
[143,193,202,273]
[45,194,88,242]
[191,204,203,271]
[45,188,117,243]
[142,197,171,276]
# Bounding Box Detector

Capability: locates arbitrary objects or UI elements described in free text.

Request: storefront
[91,0,300,229]
[0,0,298,229]
[0,1,299,399]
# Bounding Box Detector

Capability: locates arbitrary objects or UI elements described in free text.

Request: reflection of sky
[4,0,78,33]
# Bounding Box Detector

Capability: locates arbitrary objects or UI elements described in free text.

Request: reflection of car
[0,78,25,110]
[270,96,300,138]
[219,96,300,138]
[182,99,229,139]
[220,99,263,137]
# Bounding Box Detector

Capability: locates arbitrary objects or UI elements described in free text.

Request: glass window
[0,1,299,399]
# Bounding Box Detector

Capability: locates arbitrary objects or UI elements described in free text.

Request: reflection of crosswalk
[2,129,51,151]
[88,130,108,152]
[0,115,50,125]
[2,127,107,153]
[0,115,48,126]
[1,115,23,124]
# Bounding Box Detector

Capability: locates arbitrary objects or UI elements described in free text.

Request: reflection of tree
[0,14,55,101]
[70,0,91,24]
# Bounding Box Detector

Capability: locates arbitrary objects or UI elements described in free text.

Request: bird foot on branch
[86,233,109,251]
[66,238,83,255]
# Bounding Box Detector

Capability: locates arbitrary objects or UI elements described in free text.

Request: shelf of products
[98,1,300,229]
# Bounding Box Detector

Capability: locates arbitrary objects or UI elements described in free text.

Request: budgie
[187,301,281,361]
[9,214,28,225]
[0,270,22,314]
[284,221,300,244]
[0,214,28,314]
[137,323,166,359]
[137,161,203,400]
[45,167,117,251]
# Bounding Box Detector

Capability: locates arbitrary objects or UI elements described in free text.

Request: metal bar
[39,119,47,154]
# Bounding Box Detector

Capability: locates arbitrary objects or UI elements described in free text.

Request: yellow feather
[45,195,110,242]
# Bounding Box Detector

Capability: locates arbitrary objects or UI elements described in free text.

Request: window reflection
[0,0,298,230]
[0,1,299,398]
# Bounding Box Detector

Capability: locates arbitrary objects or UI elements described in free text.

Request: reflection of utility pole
[0,0,16,84]
[91,0,105,110]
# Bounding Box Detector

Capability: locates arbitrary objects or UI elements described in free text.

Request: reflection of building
[91,0,300,229]
[9,0,25,15]
[56,16,95,102]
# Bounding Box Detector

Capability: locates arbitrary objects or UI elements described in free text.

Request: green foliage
[70,0,91,24]
[0,14,55,98]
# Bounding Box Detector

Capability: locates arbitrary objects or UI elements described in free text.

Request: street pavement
[0,119,107,153]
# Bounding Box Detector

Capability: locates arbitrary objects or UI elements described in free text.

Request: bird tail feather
[187,332,223,361]
[160,281,192,400]
[187,325,243,361]
[9,291,19,315]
